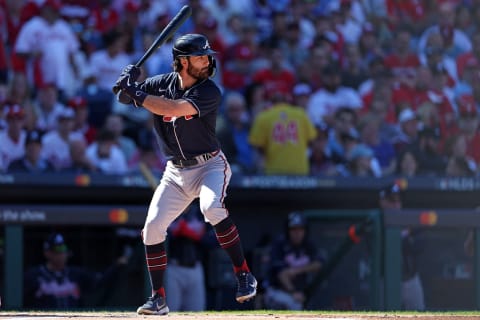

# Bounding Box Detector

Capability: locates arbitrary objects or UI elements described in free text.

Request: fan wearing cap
[114,33,257,315]
[41,107,86,171]
[292,83,312,110]
[7,129,55,173]
[32,83,68,132]
[85,128,128,175]
[24,232,130,309]
[264,212,323,310]
[0,104,27,172]
[379,184,425,310]
[394,108,419,150]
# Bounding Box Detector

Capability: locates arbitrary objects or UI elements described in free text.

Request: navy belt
[171,150,219,168]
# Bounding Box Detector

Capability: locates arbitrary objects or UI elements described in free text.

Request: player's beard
[187,63,210,80]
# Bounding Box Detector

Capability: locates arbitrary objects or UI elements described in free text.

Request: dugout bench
[0,204,150,309]
[383,208,480,310]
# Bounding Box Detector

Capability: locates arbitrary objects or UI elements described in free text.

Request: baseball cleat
[136,293,169,315]
[235,271,257,303]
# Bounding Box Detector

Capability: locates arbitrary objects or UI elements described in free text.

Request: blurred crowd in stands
[1,0,480,178]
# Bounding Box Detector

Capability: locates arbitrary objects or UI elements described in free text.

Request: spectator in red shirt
[392,66,455,136]
[252,46,295,103]
[89,0,119,34]
[87,0,120,50]
[225,22,259,62]
[383,27,420,79]
[385,0,429,35]
[222,45,255,93]
[358,60,396,122]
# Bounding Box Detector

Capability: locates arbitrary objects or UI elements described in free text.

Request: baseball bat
[139,162,159,191]
[112,5,192,93]
[136,5,192,68]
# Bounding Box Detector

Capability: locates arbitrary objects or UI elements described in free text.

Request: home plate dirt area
[1,312,480,320]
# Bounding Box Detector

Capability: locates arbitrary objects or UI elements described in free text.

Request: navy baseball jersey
[138,73,221,160]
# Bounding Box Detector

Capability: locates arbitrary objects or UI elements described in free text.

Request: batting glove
[112,65,141,94]
[116,90,133,105]
[121,64,141,81]
[118,75,148,106]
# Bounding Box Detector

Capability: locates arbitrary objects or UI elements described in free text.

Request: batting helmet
[172,33,217,58]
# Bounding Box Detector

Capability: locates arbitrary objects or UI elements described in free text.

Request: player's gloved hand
[121,64,141,81]
[118,75,148,106]
[112,64,141,94]
[116,90,133,104]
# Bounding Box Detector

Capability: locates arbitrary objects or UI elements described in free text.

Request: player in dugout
[23,233,130,309]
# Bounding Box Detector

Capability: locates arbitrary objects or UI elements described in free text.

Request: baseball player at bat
[114,33,257,315]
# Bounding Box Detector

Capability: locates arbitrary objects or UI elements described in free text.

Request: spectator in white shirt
[417,1,472,59]
[103,113,138,165]
[41,107,85,171]
[86,129,128,175]
[31,83,66,132]
[14,0,80,98]
[307,64,363,126]
[88,29,132,92]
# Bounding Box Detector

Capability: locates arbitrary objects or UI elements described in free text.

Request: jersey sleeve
[183,80,221,117]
